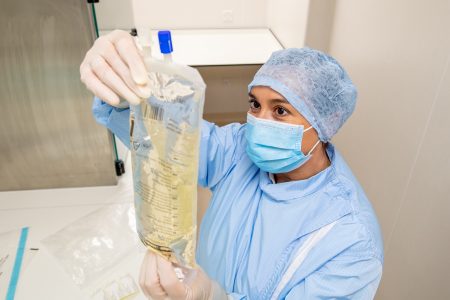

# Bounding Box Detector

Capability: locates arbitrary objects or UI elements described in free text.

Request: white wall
[266,0,336,51]
[94,0,333,52]
[266,0,309,48]
[328,0,450,299]
[95,0,268,30]
[303,0,336,52]
[94,0,134,30]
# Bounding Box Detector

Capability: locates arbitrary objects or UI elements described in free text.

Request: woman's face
[248,86,320,152]
[248,86,310,126]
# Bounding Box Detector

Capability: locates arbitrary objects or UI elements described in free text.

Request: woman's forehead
[249,86,286,99]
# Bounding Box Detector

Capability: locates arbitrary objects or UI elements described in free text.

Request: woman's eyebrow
[248,92,289,104]
[270,98,290,104]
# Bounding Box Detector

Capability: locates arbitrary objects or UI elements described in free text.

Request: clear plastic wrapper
[42,203,139,290]
[130,55,206,268]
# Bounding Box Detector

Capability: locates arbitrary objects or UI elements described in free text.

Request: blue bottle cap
[158,30,173,54]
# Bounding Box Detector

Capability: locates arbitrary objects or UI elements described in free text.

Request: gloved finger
[89,55,141,105]
[140,251,167,300]
[156,256,188,300]
[80,64,120,106]
[139,251,152,299]
[100,41,151,99]
[108,30,148,86]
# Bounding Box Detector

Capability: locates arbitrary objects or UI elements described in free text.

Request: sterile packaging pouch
[42,203,140,290]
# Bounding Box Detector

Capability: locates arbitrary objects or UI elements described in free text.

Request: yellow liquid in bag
[130,69,204,268]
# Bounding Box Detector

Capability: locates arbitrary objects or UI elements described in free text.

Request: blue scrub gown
[93,98,384,299]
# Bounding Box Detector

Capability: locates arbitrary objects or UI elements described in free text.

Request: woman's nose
[252,109,273,121]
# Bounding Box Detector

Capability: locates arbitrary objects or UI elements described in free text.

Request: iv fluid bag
[130,58,205,268]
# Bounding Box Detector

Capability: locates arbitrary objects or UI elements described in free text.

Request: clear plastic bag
[42,203,139,290]
[130,55,206,268]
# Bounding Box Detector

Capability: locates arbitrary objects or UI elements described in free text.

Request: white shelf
[99,28,283,66]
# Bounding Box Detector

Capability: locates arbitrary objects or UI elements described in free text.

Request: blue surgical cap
[248,48,357,142]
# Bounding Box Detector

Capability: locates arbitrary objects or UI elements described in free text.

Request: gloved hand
[139,250,229,300]
[80,29,151,106]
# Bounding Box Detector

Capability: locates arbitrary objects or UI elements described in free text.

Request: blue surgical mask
[245,113,321,174]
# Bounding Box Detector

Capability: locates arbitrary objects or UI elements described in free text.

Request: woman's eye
[275,107,288,116]
[249,99,260,110]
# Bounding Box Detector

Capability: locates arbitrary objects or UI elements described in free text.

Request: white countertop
[0,158,148,300]
[99,28,283,66]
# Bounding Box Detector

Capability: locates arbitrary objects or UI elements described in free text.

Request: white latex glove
[80,29,151,106]
[139,251,229,300]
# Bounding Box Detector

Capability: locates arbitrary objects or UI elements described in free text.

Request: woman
[81,30,383,299]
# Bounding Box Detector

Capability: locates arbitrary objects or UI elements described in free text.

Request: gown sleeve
[91,97,246,188]
[197,120,246,189]
[92,97,131,148]
[285,254,382,300]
